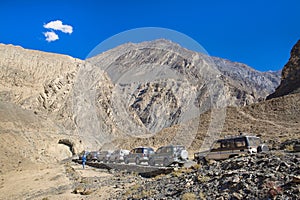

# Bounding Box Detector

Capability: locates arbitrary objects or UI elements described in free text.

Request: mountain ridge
[267,39,300,99]
[1,38,300,200]
[0,40,288,159]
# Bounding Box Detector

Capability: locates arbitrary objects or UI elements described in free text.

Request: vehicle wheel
[149,158,155,166]
[163,158,169,167]
[180,150,188,160]
[135,158,140,165]
[258,144,269,153]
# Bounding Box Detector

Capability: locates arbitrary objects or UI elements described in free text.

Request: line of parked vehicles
[79,134,269,167]
[79,145,189,167]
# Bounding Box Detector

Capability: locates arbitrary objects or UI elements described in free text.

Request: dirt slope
[110,93,300,151]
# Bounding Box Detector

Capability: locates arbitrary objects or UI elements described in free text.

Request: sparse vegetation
[182,192,197,200]
[198,191,206,200]
[192,163,201,170]
[197,175,210,183]
[124,183,142,198]
[171,167,193,177]
[285,144,294,152]
[154,173,167,180]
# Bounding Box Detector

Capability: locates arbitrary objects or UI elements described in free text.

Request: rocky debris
[64,161,144,199]
[267,40,300,99]
[115,152,299,199]
[280,139,300,151]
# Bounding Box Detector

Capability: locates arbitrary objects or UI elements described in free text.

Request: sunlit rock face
[87,39,280,136]
[0,40,281,150]
[267,40,300,99]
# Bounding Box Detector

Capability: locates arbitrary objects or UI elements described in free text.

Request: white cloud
[44,20,73,34]
[44,31,59,42]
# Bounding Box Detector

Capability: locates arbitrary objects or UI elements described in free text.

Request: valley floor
[1,151,299,200]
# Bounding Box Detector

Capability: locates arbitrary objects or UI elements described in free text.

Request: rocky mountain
[0,44,84,174]
[0,40,282,154]
[267,40,300,99]
[109,92,300,152]
[0,43,124,150]
[211,56,281,103]
[87,39,281,145]
[89,40,280,106]
[0,40,299,200]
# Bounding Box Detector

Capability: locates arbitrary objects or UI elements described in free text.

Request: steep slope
[0,44,124,150]
[212,57,281,103]
[0,43,82,128]
[0,44,86,173]
[0,41,283,156]
[89,40,280,106]
[108,93,300,151]
[1,41,297,200]
[267,40,300,99]
[0,101,73,174]
[87,39,280,138]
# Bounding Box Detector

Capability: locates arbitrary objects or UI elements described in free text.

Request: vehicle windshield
[248,137,261,146]
[174,146,185,152]
[234,138,246,148]
[211,141,222,151]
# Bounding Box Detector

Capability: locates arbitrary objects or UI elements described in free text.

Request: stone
[292,175,300,183]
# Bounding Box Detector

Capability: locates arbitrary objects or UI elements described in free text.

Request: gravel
[116,152,299,199]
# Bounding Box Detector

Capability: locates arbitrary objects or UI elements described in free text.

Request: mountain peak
[267,40,300,99]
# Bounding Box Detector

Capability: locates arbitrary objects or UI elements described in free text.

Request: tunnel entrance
[58,139,77,155]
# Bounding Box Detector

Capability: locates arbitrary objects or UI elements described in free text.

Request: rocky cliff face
[0,44,117,165]
[212,57,281,104]
[0,44,85,171]
[267,40,300,99]
[87,39,280,140]
[1,41,299,200]
[0,43,140,152]
[0,40,282,152]
[0,44,81,126]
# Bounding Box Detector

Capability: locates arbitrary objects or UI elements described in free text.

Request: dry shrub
[182,192,197,200]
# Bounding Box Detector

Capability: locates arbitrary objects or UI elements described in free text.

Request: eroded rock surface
[267,40,300,99]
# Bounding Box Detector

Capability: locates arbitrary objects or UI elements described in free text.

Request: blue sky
[0,0,299,71]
